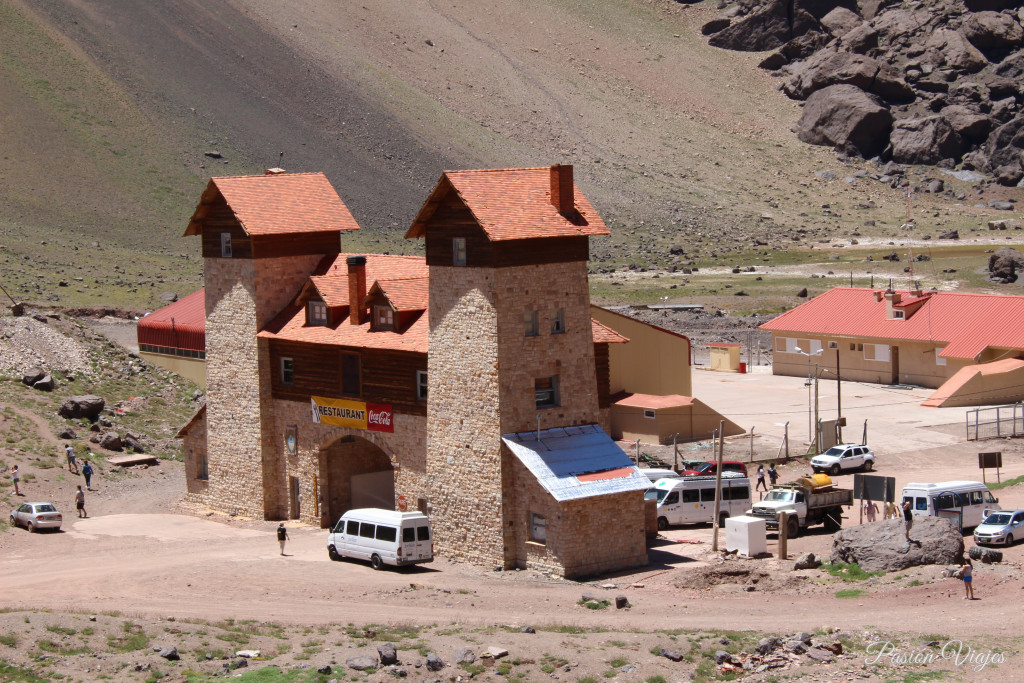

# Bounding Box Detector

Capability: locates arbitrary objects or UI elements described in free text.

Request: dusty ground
[5,365,1024,682]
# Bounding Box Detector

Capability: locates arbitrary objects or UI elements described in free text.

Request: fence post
[749,427,755,461]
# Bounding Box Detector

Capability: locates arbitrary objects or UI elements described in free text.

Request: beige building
[177,166,652,578]
[761,287,1024,407]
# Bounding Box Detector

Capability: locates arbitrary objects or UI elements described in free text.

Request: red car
[681,461,748,477]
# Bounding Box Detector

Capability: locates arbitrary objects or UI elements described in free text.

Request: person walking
[885,500,898,520]
[277,523,289,556]
[960,558,975,600]
[81,460,94,490]
[902,499,914,540]
[65,444,78,474]
[863,498,878,523]
[11,465,21,496]
[767,463,778,487]
[75,485,87,518]
[755,465,767,492]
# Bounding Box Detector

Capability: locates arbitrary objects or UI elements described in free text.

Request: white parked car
[9,502,63,532]
[811,444,875,475]
[973,509,1024,546]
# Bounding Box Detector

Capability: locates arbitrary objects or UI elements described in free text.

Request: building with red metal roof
[760,287,1024,406]
[137,288,207,387]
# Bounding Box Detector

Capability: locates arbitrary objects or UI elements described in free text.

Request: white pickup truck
[747,477,853,537]
[810,443,875,476]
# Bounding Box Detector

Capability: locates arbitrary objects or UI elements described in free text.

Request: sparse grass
[988,475,1024,491]
[908,579,923,587]
[0,660,49,683]
[106,622,150,653]
[579,599,611,610]
[836,588,865,599]
[824,562,885,582]
[0,634,17,648]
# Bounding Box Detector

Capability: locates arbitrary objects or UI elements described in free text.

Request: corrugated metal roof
[759,287,1024,360]
[137,289,206,351]
[406,166,609,241]
[502,424,650,502]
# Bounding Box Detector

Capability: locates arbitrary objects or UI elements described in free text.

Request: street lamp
[796,348,822,445]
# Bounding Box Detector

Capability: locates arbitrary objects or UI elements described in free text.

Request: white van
[327,508,433,569]
[900,481,1001,531]
[641,468,682,484]
[648,474,752,530]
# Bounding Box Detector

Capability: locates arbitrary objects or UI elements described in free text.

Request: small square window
[524,310,539,337]
[453,237,467,266]
[416,370,428,401]
[220,232,232,258]
[643,409,656,419]
[280,357,294,386]
[535,375,559,408]
[529,512,546,544]
[849,343,856,351]
[308,300,327,325]
[551,308,565,334]
[374,305,394,329]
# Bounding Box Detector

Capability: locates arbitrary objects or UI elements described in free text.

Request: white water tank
[725,515,767,557]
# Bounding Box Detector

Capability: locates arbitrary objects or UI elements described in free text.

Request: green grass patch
[824,562,885,582]
[106,622,150,653]
[579,599,611,610]
[36,639,89,656]
[836,588,864,599]
[0,660,49,683]
[0,634,17,647]
[988,475,1024,491]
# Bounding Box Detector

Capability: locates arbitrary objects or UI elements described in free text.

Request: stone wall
[425,266,507,566]
[182,411,209,500]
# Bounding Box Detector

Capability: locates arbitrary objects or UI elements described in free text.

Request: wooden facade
[594,343,612,409]
[198,197,341,259]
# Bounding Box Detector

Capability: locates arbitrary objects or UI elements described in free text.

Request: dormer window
[453,237,467,266]
[892,310,905,319]
[308,300,327,326]
[373,305,394,330]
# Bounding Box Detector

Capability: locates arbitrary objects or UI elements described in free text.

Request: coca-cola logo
[366,403,394,433]
[368,409,391,426]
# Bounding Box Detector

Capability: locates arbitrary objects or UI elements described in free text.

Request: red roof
[613,393,695,409]
[184,172,360,237]
[591,319,628,344]
[406,166,609,241]
[373,277,429,312]
[137,289,206,351]
[760,287,1024,360]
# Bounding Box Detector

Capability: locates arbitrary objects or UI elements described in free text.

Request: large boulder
[784,49,914,101]
[820,6,863,36]
[985,116,1024,185]
[988,246,1024,283]
[100,432,123,451]
[941,105,992,142]
[21,368,45,386]
[58,395,106,420]
[709,0,823,52]
[795,84,893,158]
[831,517,964,571]
[890,116,963,164]
[925,29,989,74]
[963,11,1024,51]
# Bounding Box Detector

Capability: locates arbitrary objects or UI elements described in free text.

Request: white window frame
[529,511,547,544]
[416,370,428,401]
[308,300,327,325]
[374,305,394,329]
[524,310,539,337]
[643,409,656,419]
[453,237,467,266]
[551,308,565,334]
[281,357,294,385]
[220,232,232,258]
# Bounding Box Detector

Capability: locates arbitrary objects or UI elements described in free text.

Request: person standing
[755,465,767,491]
[81,460,94,490]
[960,559,975,600]
[767,463,778,487]
[65,444,78,474]
[11,465,20,496]
[277,523,289,556]
[885,500,898,520]
[863,498,878,523]
[902,499,914,540]
[75,485,87,518]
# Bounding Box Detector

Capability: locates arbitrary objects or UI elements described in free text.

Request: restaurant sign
[310,396,394,433]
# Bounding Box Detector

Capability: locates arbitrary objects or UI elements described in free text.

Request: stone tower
[407,165,618,569]
[184,172,358,518]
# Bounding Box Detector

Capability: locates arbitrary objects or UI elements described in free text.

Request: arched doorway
[319,434,394,527]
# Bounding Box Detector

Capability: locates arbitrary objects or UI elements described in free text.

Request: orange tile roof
[613,393,695,409]
[406,166,609,241]
[591,319,628,344]
[184,172,360,236]
[373,277,429,312]
[760,287,1024,360]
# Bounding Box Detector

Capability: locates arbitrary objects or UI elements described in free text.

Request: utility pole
[712,420,725,551]
[813,366,820,453]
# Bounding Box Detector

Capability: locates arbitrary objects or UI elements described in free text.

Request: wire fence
[966,402,1024,441]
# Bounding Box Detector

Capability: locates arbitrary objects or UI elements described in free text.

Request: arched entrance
[319,434,394,528]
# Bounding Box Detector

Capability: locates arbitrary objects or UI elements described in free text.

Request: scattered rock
[317,665,332,675]
[793,552,821,570]
[454,648,476,664]
[157,647,179,661]
[425,653,445,671]
[100,432,124,451]
[660,648,684,662]
[57,426,77,439]
[58,395,106,420]
[21,368,45,386]
[378,643,398,665]
[756,636,781,655]
[347,655,379,671]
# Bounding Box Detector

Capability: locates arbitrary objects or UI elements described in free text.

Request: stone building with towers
[177,165,655,577]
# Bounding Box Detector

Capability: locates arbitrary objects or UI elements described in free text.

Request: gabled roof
[501,424,650,502]
[175,404,206,439]
[184,172,360,237]
[137,289,206,351]
[369,277,429,313]
[591,319,628,344]
[405,166,609,241]
[760,287,1024,360]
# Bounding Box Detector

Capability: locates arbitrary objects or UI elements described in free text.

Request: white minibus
[327,508,433,569]
[648,474,751,530]
[900,481,1001,531]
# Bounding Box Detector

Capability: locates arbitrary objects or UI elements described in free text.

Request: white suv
[810,444,875,475]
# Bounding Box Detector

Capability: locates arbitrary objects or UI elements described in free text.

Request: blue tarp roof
[501,424,650,502]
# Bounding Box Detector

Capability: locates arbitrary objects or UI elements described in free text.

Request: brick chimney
[549,164,574,216]
[884,290,902,319]
[347,255,367,325]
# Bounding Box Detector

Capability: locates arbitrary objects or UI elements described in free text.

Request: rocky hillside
[705,0,1024,185]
